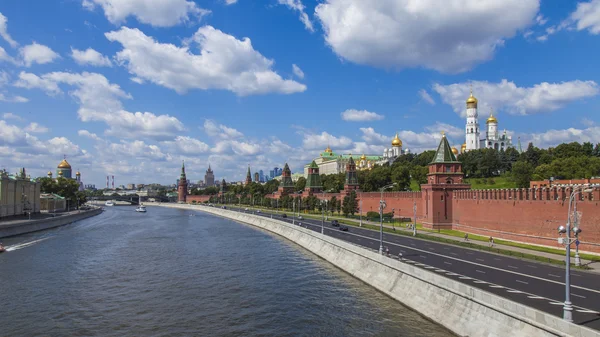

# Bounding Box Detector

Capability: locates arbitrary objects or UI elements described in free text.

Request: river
[0,206,452,336]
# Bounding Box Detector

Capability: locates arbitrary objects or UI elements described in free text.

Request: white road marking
[507,290,523,293]
[489,285,504,288]
[446,273,458,276]
[527,265,537,269]
[548,274,561,278]
[420,255,427,258]
[516,280,529,285]
[429,248,435,251]
[494,258,501,261]
[459,276,471,280]
[571,273,581,277]
[572,294,586,299]
[528,296,545,299]
[549,302,564,305]
[444,247,449,250]
[444,262,452,265]
[450,253,458,256]
[425,266,435,269]
[466,252,473,255]
[434,269,445,272]
[474,281,487,284]
[507,265,518,269]
[476,258,485,262]
[576,310,599,314]
[476,270,486,274]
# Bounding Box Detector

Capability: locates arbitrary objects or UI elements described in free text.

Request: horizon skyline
[1,1,600,186]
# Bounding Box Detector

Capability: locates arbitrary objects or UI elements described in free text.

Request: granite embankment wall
[0,208,102,238]
[151,203,598,337]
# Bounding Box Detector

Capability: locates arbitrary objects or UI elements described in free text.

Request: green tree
[295,176,306,191]
[512,161,534,188]
[391,164,411,190]
[410,166,428,190]
[342,190,358,216]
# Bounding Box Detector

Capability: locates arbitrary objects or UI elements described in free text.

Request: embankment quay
[0,208,102,238]
[151,203,600,337]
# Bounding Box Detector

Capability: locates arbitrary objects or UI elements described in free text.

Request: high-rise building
[259,170,264,182]
[254,172,259,182]
[205,165,215,187]
[269,170,275,179]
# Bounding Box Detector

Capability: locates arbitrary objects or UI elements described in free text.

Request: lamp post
[559,185,592,322]
[413,201,417,237]
[379,183,396,254]
[359,197,363,227]
[321,199,328,234]
[292,198,295,225]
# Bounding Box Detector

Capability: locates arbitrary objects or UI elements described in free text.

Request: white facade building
[463,91,513,153]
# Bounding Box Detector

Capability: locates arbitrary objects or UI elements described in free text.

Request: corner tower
[178,161,188,203]
[344,156,359,193]
[245,166,252,186]
[421,132,470,229]
[304,160,322,196]
[465,89,480,151]
[278,163,295,196]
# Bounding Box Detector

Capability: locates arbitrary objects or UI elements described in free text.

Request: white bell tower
[465,88,480,151]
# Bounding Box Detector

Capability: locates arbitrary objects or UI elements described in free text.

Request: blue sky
[1,0,599,186]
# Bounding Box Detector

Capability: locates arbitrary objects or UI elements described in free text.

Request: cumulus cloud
[71,47,112,67]
[78,129,102,141]
[433,79,599,117]
[24,122,49,133]
[0,46,16,64]
[0,93,28,103]
[0,12,18,48]
[162,136,210,155]
[224,0,238,4]
[19,42,60,67]
[524,126,600,149]
[292,64,304,79]
[419,89,435,105]
[2,112,24,121]
[15,71,185,140]
[82,0,210,27]
[301,131,353,150]
[315,0,540,73]
[359,127,390,145]
[203,119,244,139]
[341,109,384,122]
[278,0,314,32]
[106,140,170,161]
[569,0,600,34]
[105,26,306,96]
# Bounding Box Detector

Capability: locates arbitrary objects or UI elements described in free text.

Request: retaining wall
[0,208,103,238]
[152,203,598,337]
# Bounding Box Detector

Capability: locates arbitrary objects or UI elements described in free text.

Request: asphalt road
[215,205,600,330]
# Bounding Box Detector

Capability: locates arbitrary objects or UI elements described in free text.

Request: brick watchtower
[343,156,360,193]
[303,160,322,196]
[421,132,470,229]
[245,166,252,186]
[277,163,295,197]
[178,161,188,203]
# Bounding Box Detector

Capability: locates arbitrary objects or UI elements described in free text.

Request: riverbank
[0,208,103,238]
[150,202,598,337]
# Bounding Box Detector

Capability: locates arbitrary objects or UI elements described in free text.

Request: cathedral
[47,157,84,191]
[464,90,513,152]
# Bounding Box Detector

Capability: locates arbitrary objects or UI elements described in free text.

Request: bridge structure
[89,196,140,205]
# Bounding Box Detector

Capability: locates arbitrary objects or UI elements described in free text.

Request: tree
[329,196,337,213]
[342,190,358,216]
[39,177,87,209]
[523,143,541,167]
[512,161,534,188]
[391,164,411,190]
[295,176,306,191]
[410,166,428,190]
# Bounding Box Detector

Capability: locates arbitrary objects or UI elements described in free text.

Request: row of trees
[39,177,87,208]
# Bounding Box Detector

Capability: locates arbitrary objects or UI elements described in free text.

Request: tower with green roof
[344,156,359,193]
[304,160,322,195]
[277,163,295,196]
[421,132,470,230]
[178,160,188,203]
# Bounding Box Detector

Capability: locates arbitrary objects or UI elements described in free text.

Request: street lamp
[413,201,417,237]
[379,183,396,254]
[321,199,328,234]
[559,185,593,322]
[359,194,363,227]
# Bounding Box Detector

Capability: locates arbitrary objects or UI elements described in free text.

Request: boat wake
[5,237,50,252]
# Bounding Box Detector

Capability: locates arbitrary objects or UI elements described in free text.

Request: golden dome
[324,145,332,153]
[461,143,466,150]
[451,147,458,155]
[486,110,497,124]
[360,154,367,160]
[47,171,52,175]
[58,171,63,176]
[57,159,71,169]
[76,171,81,176]
[391,133,402,147]
[466,90,478,104]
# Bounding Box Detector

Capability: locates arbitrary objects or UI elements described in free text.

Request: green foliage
[295,176,306,191]
[512,161,534,188]
[39,177,87,208]
[342,190,358,216]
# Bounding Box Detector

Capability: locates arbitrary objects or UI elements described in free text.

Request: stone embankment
[151,203,599,337]
[0,208,103,238]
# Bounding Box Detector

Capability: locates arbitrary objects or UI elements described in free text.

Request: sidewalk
[245,205,599,273]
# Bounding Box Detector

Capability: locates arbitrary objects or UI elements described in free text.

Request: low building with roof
[40,193,66,212]
[0,168,41,217]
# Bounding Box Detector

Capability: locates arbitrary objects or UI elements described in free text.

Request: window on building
[445,165,451,172]
[441,195,444,200]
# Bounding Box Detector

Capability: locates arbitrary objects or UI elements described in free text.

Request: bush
[489,179,495,185]
[191,200,197,204]
[482,178,488,184]
[475,179,482,184]
[366,211,379,218]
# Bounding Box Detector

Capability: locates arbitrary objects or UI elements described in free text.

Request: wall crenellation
[454,187,599,202]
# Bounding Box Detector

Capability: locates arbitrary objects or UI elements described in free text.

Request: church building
[464,90,513,152]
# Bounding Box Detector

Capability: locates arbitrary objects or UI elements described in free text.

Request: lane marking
[507,265,518,269]
[476,258,485,262]
[476,270,486,274]
[577,310,599,314]
[474,281,487,284]
[572,273,581,277]
[549,302,564,305]
[466,252,473,255]
[527,265,538,269]
[450,253,458,256]
[419,255,427,259]
[572,294,587,299]
[444,262,452,265]
[444,247,449,250]
[428,248,435,251]
[490,285,504,288]
[548,274,561,278]
[516,280,529,285]
[446,273,458,276]
[434,269,445,272]
[425,266,435,269]
[507,290,523,293]
[528,296,545,299]
[459,276,472,280]
[494,258,501,261]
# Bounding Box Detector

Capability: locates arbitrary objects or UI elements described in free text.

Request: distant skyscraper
[259,170,264,182]
[254,172,259,182]
[269,170,275,178]
[205,164,215,187]
[273,167,281,177]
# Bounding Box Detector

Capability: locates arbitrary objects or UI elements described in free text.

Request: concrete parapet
[0,208,102,238]
[151,203,599,337]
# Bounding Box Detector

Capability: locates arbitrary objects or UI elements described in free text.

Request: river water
[0,206,452,337]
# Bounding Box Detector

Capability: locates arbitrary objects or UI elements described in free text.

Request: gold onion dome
[391,133,402,147]
[76,171,81,176]
[57,159,71,169]
[461,143,466,150]
[360,154,367,160]
[466,91,478,104]
[47,171,52,175]
[324,145,332,153]
[486,110,498,124]
[58,171,63,176]
[451,147,459,155]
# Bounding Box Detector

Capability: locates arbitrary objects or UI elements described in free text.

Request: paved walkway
[0,209,90,228]
[248,206,600,273]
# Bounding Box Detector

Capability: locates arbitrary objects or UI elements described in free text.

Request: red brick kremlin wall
[316,192,424,219]
[186,195,211,203]
[452,188,600,254]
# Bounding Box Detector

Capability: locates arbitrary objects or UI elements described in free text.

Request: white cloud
[78,129,102,141]
[106,140,170,161]
[292,64,304,79]
[203,119,244,139]
[19,42,60,67]
[301,131,353,150]
[433,79,599,117]
[24,122,49,133]
[0,12,18,48]
[162,136,210,155]
[71,47,112,67]
[581,118,595,127]
[315,0,540,73]
[2,112,24,121]
[341,109,384,122]
[535,14,548,26]
[106,26,306,96]
[15,71,185,140]
[0,46,16,64]
[524,126,600,148]
[424,122,463,139]
[83,0,210,27]
[359,127,390,145]
[130,77,144,84]
[0,93,28,103]
[419,89,435,105]
[224,0,238,4]
[569,0,600,34]
[278,0,314,32]
[0,120,84,159]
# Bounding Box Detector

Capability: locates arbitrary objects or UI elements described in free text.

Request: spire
[180,160,186,180]
[518,137,523,153]
[431,131,458,163]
